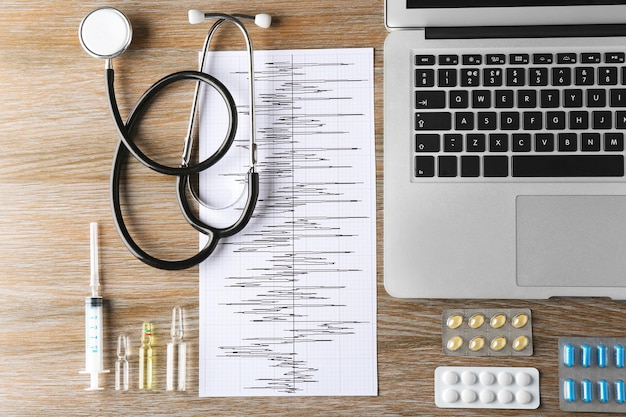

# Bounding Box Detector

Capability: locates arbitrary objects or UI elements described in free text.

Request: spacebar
[512,155,624,177]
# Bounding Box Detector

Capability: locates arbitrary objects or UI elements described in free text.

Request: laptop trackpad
[517,195,626,287]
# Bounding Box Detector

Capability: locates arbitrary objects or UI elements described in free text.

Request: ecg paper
[197,48,376,397]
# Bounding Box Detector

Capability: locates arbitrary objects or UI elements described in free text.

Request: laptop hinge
[426,24,626,40]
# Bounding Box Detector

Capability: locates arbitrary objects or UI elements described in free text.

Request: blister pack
[435,366,540,409]
[442,308,533,356]
[559,337,626,413]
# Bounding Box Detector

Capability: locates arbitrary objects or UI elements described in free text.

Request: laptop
[384,0,626,299]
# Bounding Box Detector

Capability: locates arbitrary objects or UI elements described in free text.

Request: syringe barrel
[84,296,104,372]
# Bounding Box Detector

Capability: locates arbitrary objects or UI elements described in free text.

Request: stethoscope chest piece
[79,7,132,60]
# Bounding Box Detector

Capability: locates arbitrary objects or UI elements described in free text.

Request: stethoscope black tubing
[108,68,259,270]
[105,68,237,176]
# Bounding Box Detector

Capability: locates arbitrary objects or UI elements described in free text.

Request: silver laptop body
[384,0,626,298]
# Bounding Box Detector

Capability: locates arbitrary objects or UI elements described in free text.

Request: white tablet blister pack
[435,366,540,409]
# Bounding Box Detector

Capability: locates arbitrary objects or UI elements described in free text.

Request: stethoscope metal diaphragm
[79,7,132,60]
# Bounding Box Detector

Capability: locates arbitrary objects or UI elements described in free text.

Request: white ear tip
[254,14,272,28]
[188,10,205,24]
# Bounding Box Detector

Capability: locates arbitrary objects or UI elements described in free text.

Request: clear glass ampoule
[115,333,129,391]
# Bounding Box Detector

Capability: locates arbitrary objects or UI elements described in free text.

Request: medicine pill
[559,337,626,413]
[442,309,533,356]
[435,366,540,409]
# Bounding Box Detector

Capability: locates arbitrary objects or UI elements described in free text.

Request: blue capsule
[598,344,608,368]
[563,343,576,367]
[616,344,625,368]
[616,380,625,404]
[582,379,593,403]
[581,344,592,368]
[564,379,577,402]
[598,379,610,403]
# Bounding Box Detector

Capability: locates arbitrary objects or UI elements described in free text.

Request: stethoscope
[79,8,272,270]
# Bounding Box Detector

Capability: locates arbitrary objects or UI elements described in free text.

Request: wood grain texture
[1,1,623,415]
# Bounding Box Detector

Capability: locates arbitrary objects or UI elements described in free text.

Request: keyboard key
[415,69,435,87]
[416,134,441,152]
[558,133,578,151]
[472,90,491,108]
[581,53,601,63]
[540,90,560,108]
[533,54,553,64]
[547,111,566,129]
[611,89,626,107]
[461,68,480,87]
[438,69,457,87]
[564,89,583,107]
[518,90,537,108]
[529,68,548,86]
[557,53,577,64]
[599,67,618,85]
[463,54,482,65]
[477,112,497,130]
[575,67,594,85]
[484,156,509,177]
[495,90,514,108]
[510,54,530,64]
[501,112,520,130]
[605,133,625,151]
[535,133,555,152]
[523,112,542,130]
[484,68,503,86]
[449,91,469,108]
[593,111,612,129]
[461,156,480,177]
[444,134,463,152]
[455,112,474,130]
[569,111,589,129]
[606,52,625,63]
[486,54,506,65]
[415,91,446,109]
[415,112,452,130]
[513,134,531,152]
[466,134,486,152]
[489,134,508,152]
[581,133,601,151]
[415,55,435,65]
[587,89,606,107]
[438,156,458,177]
[553,67,572,86]
[506,68,525,86]
[439,55,459,65]
[512,155,624,177]
[415,156,435,177]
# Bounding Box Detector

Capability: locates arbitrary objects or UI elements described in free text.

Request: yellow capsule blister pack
[442,309,533,357]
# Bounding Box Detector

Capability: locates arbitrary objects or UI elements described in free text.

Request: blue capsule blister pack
[559,337,626,413]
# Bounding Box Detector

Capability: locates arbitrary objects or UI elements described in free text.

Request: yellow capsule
[490,313,507,329]
[468,313,485,329]
[512,313,529,329]
[490,336,507,351]
[446,314,464,329]
[446,336,464,352]
[512,335,529,351]
[468,336,486,352]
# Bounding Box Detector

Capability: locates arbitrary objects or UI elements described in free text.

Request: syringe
[80,222,109,390]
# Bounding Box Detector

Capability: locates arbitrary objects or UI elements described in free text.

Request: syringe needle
[90,222,100,298]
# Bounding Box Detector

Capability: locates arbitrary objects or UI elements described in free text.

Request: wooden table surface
[2,1,625,415]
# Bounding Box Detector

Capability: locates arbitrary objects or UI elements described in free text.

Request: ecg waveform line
[199,49,376,396]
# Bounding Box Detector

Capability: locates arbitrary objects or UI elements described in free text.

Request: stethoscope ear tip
[254,14,272,29]
[188,9,205,25]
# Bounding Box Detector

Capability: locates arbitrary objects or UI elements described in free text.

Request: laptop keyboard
[413,49,626,180]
